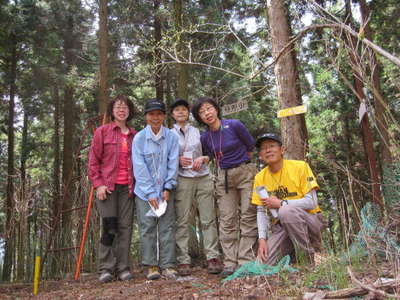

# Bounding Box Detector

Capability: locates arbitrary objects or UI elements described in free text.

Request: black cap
[170,98,189,112]
[144,99,166,114]
[256,133,282,148]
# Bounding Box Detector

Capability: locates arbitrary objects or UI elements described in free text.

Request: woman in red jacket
[88,95,137,283]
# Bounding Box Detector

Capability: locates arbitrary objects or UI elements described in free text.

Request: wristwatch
[281,200,289,206]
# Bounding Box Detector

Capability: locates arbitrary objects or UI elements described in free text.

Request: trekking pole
[74,186,95,280]
[74,114,107,280]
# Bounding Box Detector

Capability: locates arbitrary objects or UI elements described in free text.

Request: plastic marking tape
[277,105,307,118]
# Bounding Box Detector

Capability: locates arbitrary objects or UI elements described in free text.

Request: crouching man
[251,133,324,265]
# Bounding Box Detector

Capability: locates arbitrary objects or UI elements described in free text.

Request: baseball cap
[144,99,166,114]
[170,98,189,112]
[256,133,282,148]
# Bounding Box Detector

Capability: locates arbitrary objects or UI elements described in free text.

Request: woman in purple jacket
[191,97,258,277]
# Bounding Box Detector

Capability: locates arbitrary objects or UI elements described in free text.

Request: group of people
[88,95,324,283]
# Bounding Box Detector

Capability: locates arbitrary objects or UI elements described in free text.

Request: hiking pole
[74,114,107,280]
[74,186,95,280]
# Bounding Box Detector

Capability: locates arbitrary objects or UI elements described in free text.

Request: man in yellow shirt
[252,133,324,265]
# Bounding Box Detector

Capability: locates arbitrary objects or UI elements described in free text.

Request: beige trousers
[175,175,220,264]
[216,163,258,268]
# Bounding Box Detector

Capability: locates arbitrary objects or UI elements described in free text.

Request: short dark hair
[106,95,135,122]
[191,97,221,126]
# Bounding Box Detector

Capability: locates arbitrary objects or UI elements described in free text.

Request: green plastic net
[382,161,400,208]
[345,201,400,261]
[222,255,298,281]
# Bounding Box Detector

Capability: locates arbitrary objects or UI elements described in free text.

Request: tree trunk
[359,0,392,165]
[173,0,189,100]
[2,34,17,282]
[98,0,109,114]
[16,111,29,281]
[61,14,78,258]
[51,83,61,276]
[154,0,164,101]
[344,0,383,208]
[266,0,308,160]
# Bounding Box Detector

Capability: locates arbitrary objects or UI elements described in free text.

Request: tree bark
[154,0,164,101]
[266,0,308,160]
[344,0,383,208]
[16,111,29,281]
[2,33,17,282]
[51,83,61,276]
[359,0,392,165]
[173,0,189,100]
[98,0,109,114]
[61,14,78,246]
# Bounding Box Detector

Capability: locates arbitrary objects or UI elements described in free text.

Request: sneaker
[207,258,223,274]
[118,270,133,281]
[147,266,161,280]
[162,268,178,279]
[99,272,113,283]
[220,265,236,278]
[177,264,191,276]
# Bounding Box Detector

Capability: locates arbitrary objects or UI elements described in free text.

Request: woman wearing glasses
[88,95,136,283]
[191,97,258,277]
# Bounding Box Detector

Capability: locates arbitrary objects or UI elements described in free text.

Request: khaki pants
[175,175,220,264]
[216,163,258,268]
[265,206,324,265]
[96,184,134,274]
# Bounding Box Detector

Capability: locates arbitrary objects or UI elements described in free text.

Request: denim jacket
[133,125,179,201]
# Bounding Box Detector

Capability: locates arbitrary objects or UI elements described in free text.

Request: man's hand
[162,190,170,202]
[257,238,268,262]
[96,185,111,200]
[261,195,281,209]
[149,197,159,210]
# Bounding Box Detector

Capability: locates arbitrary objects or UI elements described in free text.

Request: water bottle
[255,186,278,218]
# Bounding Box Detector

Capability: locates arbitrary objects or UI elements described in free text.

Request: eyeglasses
[113,106,129,111]
[198,106,215,116]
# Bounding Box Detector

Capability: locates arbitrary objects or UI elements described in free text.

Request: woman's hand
[179,156,192,168]
[96,185,111,200]
[149,197,159,209]
[163,190,170,202]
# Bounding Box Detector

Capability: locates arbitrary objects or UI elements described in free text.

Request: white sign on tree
[222,100,248,116]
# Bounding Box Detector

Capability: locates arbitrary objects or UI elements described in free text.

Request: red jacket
[88,122,137,194]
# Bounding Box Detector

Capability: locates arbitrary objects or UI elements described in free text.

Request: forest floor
[0,260,396,300]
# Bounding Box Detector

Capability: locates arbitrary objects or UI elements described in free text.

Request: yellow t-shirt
[252,160,321,214]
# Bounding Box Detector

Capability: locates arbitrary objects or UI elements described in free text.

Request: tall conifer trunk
[3,34,17,282]
[98,0,109,114]
[173,0,189,100]
[344,0,383,208]
[359,0,392,165]
[154,0,163,101]
[266,0,308,159]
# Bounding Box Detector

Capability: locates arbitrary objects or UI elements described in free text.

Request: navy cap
[170,98,189,112]
[144,99,166,114]
[256,133,282,148]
